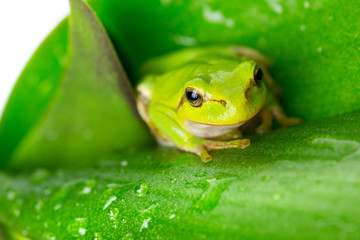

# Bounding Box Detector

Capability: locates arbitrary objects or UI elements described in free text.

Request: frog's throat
[185,119,245,138]
[185,119,247,126]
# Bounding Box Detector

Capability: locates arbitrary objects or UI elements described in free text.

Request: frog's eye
[254,66,264,86]
[185,87,203,107]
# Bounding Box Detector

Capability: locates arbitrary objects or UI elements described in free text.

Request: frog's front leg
[148,104,249,162]
[211,129,243,141]
[204,139,250,150]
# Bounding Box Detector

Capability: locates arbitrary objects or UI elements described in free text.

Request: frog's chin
[184,119,246,138]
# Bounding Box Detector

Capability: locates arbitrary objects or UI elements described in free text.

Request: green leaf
[0,19,68,168]
[0,111,359,239]
[1,0,152,169]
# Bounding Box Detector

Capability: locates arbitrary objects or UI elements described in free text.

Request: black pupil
[255,68,264,82]
[186,91,198,101]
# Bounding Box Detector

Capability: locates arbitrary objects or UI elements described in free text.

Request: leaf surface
[2,0,152,169]
[0,111,359,239]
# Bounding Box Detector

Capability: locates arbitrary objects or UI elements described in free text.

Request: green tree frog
[137,46,301,162]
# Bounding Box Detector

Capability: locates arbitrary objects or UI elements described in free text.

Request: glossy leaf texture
[0,20,68,169]
[0,0,153,169]
[1,111,360,239]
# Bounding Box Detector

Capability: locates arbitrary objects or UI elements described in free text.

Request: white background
[0,1,70,117]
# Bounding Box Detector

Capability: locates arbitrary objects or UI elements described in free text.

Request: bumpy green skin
[0,111,360,240]
[136,46,297,161]
[140,47,267,125]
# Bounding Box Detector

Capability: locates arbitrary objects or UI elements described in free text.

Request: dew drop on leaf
[66,218,89,237]
[42,232,57,240]
[6,190,17,200]
[135,183,149,197]
[94,232,103,240]
[103,196,117,210]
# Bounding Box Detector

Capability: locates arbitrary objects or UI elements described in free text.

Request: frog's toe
[200,152,213,163]
[281,117,303,126]
[271,107,302,127]
[204,139,250,150]
[255,124,271,134]
[232,139,251,149]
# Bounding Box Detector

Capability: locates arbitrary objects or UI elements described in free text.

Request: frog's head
[177,59,266,126]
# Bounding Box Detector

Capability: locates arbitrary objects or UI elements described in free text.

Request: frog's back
[140,46,242,76]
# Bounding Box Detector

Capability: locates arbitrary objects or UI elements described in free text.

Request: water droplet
[81,187,91,194]
[304,1,310,8]
[311,138,360,160]
[109,211,121,229]
[54,204,62,211]
[13,208,20,217]
[100,182,133,212]
[109,208,120,219]
[170,178,177,184]
[173,35,197,47]
[136,203,160,231]
[202,5,235,27]
[135,183,149,197]
[79,178,97,195]
[30,168,50,183]
[121,233,134,240]
[169,214,176,219]
[42,233,57,240]
[78,228,87,236]
[273,193,282,201]
[7,190,16,200]
[67,218,89,237]
[265,0,283,14]
[103,196,117,210]
[140,218,151,232]
[195,172,207,177]
[300,24,306,31]
[189,174,237,212]
[121,160,128,167]
[121,218,127,223]
[94,232,103,240]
